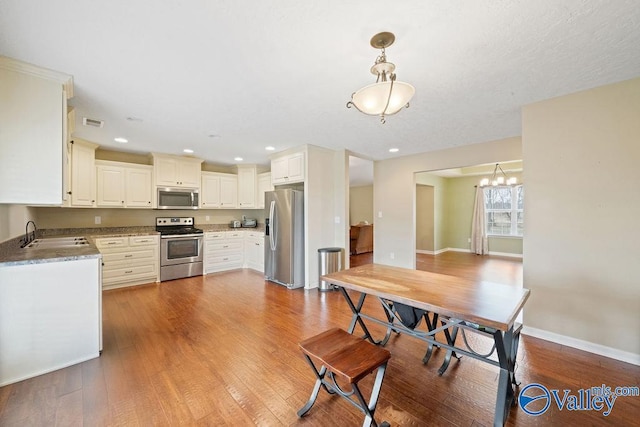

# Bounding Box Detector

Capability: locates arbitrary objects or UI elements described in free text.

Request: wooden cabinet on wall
[95,235,159,289]
[68,139,98,207]
[237,165,257,208]
[271,152,304,185]
[201,172,238,208]
[257,172,273,209]
[152,153,202,188]
[96,160,153,208]
[0,56,73,205]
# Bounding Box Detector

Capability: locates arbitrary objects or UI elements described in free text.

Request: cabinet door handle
[124,254,133,258]
[125,270,133,274]
[107,242,117,245]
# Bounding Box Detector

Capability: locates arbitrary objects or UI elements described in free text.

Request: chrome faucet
[22,220,37,247]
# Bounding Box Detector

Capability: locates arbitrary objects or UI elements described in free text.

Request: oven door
[160,234,203,266]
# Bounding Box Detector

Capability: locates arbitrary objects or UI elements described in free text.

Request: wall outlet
[390,252,395,259]
[335,216,340,224]
[94,216,101,225]
[378,211,383,218]
[468,237,471,243]
[205,215,210,221]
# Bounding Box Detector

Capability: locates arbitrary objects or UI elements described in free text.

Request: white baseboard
[522,326,640,366]
[444,247,523,259]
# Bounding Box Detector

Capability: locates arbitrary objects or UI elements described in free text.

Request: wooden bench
[297,328,391,427]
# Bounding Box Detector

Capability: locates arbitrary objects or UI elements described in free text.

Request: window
[484,185,523,236]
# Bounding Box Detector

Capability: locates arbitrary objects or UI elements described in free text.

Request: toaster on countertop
[241,218,257,228]
[230,220,242,228]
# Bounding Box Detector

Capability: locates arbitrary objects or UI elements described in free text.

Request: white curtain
[471,186,488,255]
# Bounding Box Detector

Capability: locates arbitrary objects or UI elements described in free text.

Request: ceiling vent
[82,117,104,128]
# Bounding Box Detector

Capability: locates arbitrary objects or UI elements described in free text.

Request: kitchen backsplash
[33,207,266,229]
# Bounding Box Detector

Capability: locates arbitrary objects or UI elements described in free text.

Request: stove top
[156,217,203,236]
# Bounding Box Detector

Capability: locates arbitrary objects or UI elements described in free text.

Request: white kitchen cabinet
[0,56,73,205]
[95,235,159,289]
[96,161,153,208]
[204,231,244,273]
[245,231,264,272]
[271,152,305,185]
[152,153,202,188]
[237,165,257,208]
[96,163,125,207]
[125,166,153,207]
[0,257,101,386]
[257,172,273,209]
[201,172,238,208]
[69,139,98,207]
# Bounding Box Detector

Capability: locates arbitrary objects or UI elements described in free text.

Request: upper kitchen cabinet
[152,153,203,188]
[236,165,257,208]
[95,160,153,208]
[257,172,273,209]
[0,56,73,205]
[271,152,305,185]
[67,139,98,207]
[201,172,238,208]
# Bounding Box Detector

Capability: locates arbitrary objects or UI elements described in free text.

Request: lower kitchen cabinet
[204,231,244,273]
[204,230,264,274]
[245,231,264,272]
[95,235,159,289]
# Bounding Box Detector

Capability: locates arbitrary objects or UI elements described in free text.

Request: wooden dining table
[321,263,531,427]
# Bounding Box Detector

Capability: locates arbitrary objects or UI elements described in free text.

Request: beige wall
[522,77,640,356]
[0,204,35,243]
[33,207,265,229]
[375,137,522,267]
[415,185,434,252]
[349,185,373,225]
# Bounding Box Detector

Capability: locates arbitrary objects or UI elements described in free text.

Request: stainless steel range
[156,217,204,281]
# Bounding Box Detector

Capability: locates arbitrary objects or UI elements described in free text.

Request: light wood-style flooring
[1,252,638,426]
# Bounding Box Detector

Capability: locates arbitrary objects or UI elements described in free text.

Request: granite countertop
[0,224,264,267]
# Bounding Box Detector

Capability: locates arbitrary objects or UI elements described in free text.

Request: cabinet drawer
[129,235,159,246]
[225,231,244,239]
[102,248,156,265]
[103,263,157,282]
[205,232,226,241]
[95,237,127,249]
[205,241,243,252]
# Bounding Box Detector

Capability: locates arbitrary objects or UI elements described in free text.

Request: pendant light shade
[347,32,415,123]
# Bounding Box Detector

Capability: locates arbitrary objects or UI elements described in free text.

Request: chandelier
[346,32,415,124]
[479,163,518,187]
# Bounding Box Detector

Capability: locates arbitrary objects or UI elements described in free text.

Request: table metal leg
[339,287,392,345]
[492,329,516,426]
[438,323,461,375]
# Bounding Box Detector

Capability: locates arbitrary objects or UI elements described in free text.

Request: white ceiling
[2,1,639,167]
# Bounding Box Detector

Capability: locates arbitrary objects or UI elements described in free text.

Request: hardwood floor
[1,254,638,426]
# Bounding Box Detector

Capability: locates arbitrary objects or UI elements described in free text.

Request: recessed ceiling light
[126,116,143,122]
[208,134,220,138]
[183,149,194,154]
[114,137,128,143]
[234,157,243,162]
[265,146,275,151]
[389,148,399,153]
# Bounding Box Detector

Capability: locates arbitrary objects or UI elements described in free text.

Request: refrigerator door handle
[269,200,277,250]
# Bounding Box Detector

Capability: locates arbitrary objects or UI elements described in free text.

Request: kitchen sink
[23,236,89,249]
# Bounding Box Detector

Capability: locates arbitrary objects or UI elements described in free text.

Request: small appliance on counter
[241,218,257,228]
[230,220,242,228]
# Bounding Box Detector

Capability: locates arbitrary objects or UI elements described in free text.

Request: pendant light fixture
[347,32,415,123]
[479,163,518,187]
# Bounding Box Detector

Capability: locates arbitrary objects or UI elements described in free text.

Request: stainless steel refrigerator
[264,189,305,289]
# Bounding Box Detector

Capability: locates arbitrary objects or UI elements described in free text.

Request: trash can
[318,247,344,291]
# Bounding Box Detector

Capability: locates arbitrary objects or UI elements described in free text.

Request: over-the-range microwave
[157,187,199,209]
